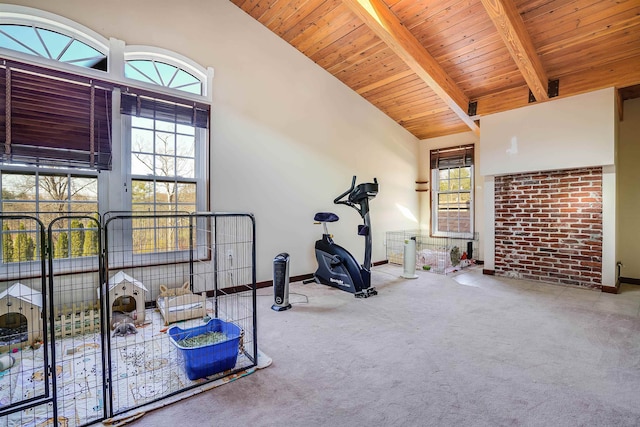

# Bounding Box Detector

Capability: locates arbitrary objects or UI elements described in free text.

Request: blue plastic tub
[168,318,241,380]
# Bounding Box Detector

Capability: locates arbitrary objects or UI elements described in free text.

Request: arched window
[124,48,208,96]
[126,59,201,94]
[0,24,107,70]
[0,5,109,71]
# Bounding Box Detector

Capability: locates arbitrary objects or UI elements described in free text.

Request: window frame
[0,165,101,273]
[430,146,475,239]
[120,114,208,262]
[0,5,213,273]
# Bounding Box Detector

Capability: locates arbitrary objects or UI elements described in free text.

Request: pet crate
[169,318,241,380]
[386,230,479,274]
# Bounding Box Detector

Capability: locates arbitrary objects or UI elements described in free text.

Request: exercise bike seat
[314,212,339,223]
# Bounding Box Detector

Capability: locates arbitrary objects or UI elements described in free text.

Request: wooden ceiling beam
[472,56,640,118]
[342,0,480,135]
[480,0,549,102]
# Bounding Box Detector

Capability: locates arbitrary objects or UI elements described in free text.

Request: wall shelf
[415,180,429,192]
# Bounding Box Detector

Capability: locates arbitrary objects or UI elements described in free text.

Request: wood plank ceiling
[231,0,640,140]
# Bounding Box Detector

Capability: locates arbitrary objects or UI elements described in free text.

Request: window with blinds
[0,59,112,170]
[430,144,474,238]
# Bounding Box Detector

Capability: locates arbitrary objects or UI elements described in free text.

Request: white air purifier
[401,237,419,279]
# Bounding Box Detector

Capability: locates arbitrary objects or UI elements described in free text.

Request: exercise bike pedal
[354,287,377,298]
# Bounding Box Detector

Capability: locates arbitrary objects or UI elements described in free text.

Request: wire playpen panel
[103,212,257,418]
[0,212,257,426]
[0,215,54,426]
[386,230,479,274]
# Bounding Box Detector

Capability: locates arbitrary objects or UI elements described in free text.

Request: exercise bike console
[305,176,379,298]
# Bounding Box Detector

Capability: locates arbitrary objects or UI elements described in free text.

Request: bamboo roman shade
[0,59,113,170]
[430,144,474,169]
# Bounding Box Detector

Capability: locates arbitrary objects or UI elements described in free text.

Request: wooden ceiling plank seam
[332,44,411,76]
[524,0,623,29]
[358,73,423,97]
[397,0,476,33]
[337,55,411,87]
[312,27,384,69]
[341,59,412,84]
[288,3,352,49]
[355,69,416,93]
[415,125,473,140]
[461,70,528,97]
[411,4,493,51]
[367,82,437,104]
[248,0,282,21]
[458,70,525,96]
[265,0,318,33]
[259,0,307,28]
[428,27,505,62]
[405,113,469,126]
[292,9,356,53]
[323,40,389,74]
[447,50,524,77]
[341,58,411,89]
[532,6,640,51]
[362,83,432,105]
[480,0,549,102]
[298,15,362,58]
[341,0,479,134]
[280,0,344,42]
[270,0,322,36]
[382,90,447,109]
[544,36,640,76]
[544,32,640,66]
[402,110,466,125]
[231,0,253,10]
[395,106,452,122]
[375,94,446,112]
[516,0,556,16]
[380,102,448,119]
[324,42,389,74]
[519,0,581,22]
[376,101,450,119]
[234,0,262,13]
[447,53,519,80]
[442,44,519,76]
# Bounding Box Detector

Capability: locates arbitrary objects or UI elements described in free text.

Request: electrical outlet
[226,249,233,258]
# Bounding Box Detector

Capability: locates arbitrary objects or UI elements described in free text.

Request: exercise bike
[305,176,379,298]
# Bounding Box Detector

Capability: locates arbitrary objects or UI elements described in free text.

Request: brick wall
[494,167,602,289]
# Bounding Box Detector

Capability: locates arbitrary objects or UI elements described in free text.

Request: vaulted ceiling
[231,0,640,139]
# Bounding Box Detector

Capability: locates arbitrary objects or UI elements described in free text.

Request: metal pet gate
[386,230,480,274]
[0,212,257,427]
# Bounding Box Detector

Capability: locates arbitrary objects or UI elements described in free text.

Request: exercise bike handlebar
[333,176,358,206]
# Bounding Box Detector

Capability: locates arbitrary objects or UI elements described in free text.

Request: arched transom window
[125,58,202,95]
[0,24,107,70]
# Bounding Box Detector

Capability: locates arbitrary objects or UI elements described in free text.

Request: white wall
[617,97,640,279]
[480,88,616,176]
[417,132,484,259]
[11,0,420,282]
[480,88,618,287]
